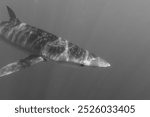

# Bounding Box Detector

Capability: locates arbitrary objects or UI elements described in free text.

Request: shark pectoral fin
[0,55,44,78]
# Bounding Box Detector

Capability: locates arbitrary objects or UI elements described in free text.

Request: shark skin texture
[0,6,111,78]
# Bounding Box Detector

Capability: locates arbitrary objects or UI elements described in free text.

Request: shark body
[0,6,110,78]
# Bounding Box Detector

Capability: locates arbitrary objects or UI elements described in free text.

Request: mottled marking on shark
[0,6,111,78]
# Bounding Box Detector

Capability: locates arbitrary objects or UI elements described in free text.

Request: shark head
[82,52,111,68]
[89,56,111,67]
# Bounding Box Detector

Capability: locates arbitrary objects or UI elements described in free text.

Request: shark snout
[90,57,111,67]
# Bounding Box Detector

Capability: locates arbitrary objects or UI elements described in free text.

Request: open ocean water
[0,0,150,99]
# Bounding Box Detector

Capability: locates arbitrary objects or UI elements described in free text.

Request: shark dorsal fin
[6,6,20,23]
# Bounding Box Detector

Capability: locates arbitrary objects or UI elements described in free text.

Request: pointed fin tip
[6,5,16,19]
[6,5,20,23]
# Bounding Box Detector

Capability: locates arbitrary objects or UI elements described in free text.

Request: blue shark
[0,6,110,77]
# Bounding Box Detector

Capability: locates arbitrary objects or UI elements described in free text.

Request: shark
[0,6,111,78]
